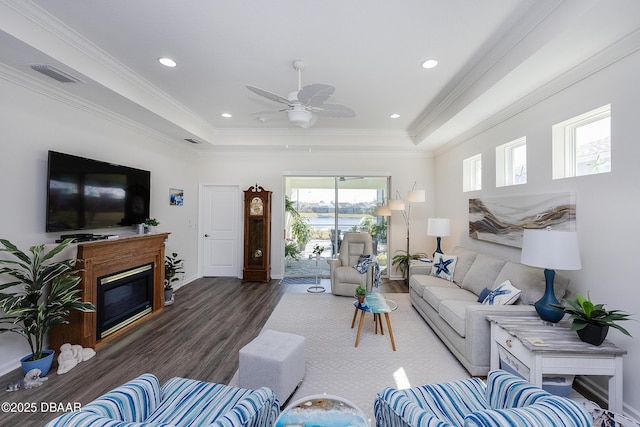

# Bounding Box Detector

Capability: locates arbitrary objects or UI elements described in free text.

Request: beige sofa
[409,246,569,376]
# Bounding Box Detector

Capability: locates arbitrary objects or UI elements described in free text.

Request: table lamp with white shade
[520,228,582,323]
[427,218,450,257]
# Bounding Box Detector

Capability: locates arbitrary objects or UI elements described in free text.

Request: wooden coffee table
[351,292,398,351]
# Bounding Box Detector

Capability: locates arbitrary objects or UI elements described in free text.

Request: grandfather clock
[242,184,272,282]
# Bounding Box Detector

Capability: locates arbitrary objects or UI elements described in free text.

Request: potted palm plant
[392,250,427,282]
[0,238,95,375]
[550,292,634,346]
[164,252,184,305]
[355,286,366,305]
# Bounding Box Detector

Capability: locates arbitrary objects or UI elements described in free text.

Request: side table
[351,292,398,351]
[488,315,627,412]
[307,254,325,293]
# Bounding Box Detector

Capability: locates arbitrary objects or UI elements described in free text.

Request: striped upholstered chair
[374,370,591,427]
[45,373,280,427]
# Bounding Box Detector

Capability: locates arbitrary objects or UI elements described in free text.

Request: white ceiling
[1,0,639,154]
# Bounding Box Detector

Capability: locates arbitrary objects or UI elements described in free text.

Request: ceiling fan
[246,60,355,128]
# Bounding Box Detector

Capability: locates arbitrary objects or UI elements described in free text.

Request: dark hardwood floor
[0,277,407,425]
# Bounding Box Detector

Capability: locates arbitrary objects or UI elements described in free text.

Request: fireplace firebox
[97,263,154,340]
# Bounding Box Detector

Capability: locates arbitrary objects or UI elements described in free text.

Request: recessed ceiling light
[221,113,232,118]
[158,57,177,67]
[390,113,401,119]
[421,59,438,69]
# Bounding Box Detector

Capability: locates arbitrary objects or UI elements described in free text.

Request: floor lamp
[385,182,425,257]
[521,228,581,323]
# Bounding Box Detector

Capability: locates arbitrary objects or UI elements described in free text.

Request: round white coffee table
[275,394,368,427]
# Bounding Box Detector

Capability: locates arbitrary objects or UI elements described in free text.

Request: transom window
[463,154,482,192]
[496,137,527,187]
[552,105,611,179]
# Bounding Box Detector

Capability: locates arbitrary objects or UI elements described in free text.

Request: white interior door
[201,185,240,277]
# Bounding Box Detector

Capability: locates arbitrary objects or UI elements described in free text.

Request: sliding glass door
[284,176,390,279]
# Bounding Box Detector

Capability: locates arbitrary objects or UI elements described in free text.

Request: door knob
[204,234,210,237]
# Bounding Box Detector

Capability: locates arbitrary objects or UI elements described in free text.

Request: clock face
[250,196,264,216]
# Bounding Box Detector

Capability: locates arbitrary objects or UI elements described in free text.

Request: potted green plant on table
[0,238,95,375]
[164,252,184,305]
[355,286,366,305]
[144,218,159,233]
[312,244,324,259]
[550,292,634,346]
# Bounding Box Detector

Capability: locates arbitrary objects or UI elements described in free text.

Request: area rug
[230,292,469,422]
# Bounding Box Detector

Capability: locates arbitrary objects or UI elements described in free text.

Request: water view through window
[284,176,390,279]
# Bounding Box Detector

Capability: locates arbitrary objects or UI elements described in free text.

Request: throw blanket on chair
[354,255,381,287]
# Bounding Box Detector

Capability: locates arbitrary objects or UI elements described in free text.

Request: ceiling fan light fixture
[287,109,313,127]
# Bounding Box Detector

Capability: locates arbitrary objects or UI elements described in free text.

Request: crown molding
[0,63,201,154]
[410,0,566,140]
[0,0,218,143]
[433,27,640,157]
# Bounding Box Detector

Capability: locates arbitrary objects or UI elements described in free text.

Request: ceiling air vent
[184,138,202,144]
[30,65,80,83]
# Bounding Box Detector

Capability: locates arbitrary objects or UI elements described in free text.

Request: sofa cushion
[493,262,569,305]
[431,253,458,281]
[334,266,367,285]
[451,247,478,285]
[422,285,474,312]
[149,377,255,425]
[390,377,489,426]
[482,280,521,305]
[410,273,455,298]
[439,297,479,337]
[461,254,506,296]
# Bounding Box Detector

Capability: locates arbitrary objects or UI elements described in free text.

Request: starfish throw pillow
[430,253,458,281]
[482,280,522,305]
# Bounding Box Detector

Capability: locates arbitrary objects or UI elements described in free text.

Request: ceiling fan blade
[246,85,292,106]
[298,84,335,106]
[249,108,289,115]
[311,103,356,118]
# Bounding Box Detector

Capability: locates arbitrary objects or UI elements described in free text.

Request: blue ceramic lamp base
[432,237,443,258]
[534,268,565,323]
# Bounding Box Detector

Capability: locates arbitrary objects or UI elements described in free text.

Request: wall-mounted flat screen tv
[46,151,151,232]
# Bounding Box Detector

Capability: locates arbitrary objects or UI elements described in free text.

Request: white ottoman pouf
[239,329,305,404]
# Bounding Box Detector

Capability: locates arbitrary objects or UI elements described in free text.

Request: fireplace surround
[49,233,170,350]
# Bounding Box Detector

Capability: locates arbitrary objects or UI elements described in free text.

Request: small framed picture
[170,188,184,206]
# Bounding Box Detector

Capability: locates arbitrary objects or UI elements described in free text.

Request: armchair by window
[327,232,374,296]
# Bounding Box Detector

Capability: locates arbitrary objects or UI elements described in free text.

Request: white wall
[196,150,436,279]
[434,50,640,416]
[0,76,200,375]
